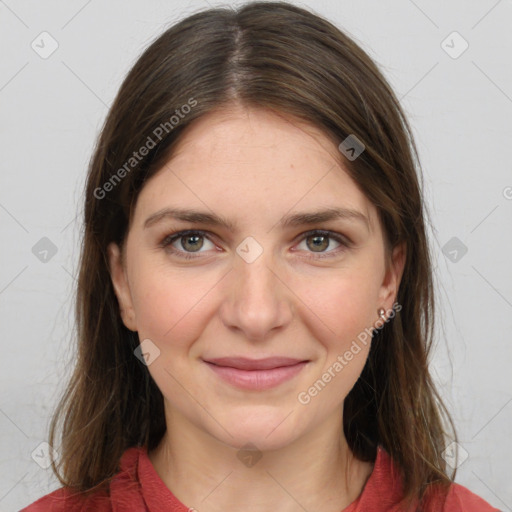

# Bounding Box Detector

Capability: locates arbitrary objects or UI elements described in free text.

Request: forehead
[170,105,343,166]
[133,105,377,232]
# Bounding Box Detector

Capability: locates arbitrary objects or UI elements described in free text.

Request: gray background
[1,0,511,510]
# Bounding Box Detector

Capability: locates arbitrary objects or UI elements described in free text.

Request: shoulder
[366,447,500,511]
[20,446,143,512]
[424,481,501,511]
[19,486,111,512]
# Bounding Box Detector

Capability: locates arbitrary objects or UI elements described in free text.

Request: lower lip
[204,361,308,390]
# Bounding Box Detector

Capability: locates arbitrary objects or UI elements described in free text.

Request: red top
[21,445,499,511]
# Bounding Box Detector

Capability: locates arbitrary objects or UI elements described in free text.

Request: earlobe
[107,242,137,331]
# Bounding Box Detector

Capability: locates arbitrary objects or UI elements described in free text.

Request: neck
[148,406,374,512]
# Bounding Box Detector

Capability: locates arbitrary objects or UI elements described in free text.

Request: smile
[202,357,309,390]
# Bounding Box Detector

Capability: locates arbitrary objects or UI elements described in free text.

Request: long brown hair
[48,1,456,507]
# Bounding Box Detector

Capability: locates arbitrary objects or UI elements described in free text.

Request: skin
[108,104,406,512]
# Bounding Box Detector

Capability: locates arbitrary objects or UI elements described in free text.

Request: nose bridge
[221,235,292,340]
[235,236,279,308]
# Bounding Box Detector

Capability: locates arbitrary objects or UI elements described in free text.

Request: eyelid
[159,228,352,259]
[159,229,218,249]
[294,229,352,246]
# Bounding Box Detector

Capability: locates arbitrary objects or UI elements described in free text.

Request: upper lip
[203,357,307,370]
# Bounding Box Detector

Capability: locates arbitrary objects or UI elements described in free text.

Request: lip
[203,357,308,390]
[204,357,306,370]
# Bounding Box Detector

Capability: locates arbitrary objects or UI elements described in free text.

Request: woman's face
[108,105,405,451]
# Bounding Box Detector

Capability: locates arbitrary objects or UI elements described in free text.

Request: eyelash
[158,229,352,260]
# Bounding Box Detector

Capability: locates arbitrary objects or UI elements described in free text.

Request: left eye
[159,229,350,259]
[295,231,346,255]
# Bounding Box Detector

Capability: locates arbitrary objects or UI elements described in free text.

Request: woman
[22,2,499,511]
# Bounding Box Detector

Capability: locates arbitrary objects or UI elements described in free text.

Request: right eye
[159,230,218,259]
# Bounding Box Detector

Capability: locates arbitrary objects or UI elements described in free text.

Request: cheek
[130,259,221,345]
[295,264,381,350]
[294,272,377,411]
[129,246,383,357]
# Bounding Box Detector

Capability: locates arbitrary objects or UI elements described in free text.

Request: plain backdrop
[1,1,511,510]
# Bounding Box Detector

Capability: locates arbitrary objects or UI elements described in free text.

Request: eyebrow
[143,206,370,232]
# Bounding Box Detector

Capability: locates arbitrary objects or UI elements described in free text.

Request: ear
[377,241,406,315]
[107,241,138,332]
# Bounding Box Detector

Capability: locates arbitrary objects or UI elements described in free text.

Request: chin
[206,407,303,452]
[221,430,296,453]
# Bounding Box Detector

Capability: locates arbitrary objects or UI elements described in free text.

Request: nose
[218,243,293,342]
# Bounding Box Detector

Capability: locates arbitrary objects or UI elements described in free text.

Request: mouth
[204,356,307,370]
[202,357,309,390]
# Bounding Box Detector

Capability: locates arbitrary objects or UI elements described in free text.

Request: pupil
[180,234,329,253]
[184,235,203,252]
[309,235,328,252]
